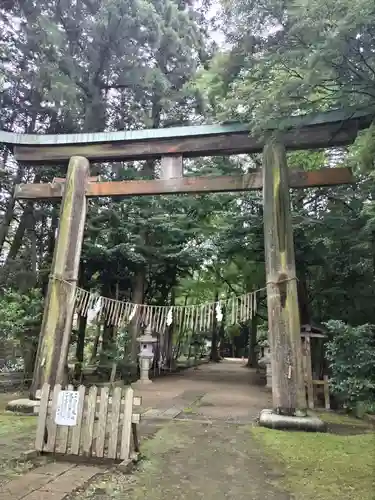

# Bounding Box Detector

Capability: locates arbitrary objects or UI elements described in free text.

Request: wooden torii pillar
[29,156,90,396]
[263,136,306,415]
[16,162,354,405]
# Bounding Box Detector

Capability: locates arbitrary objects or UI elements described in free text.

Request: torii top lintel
[1,108,373,165]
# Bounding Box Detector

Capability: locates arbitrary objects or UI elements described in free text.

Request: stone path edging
[0,462,103,500]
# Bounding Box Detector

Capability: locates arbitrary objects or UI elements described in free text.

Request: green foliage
[0,289,43,341]
[0,288,43,372]
[196,0,375,128]
[325,320,375,413]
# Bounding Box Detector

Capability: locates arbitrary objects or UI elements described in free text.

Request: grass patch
[313,411,370,427]
[0,413,37,438]
[0,393,38,484]
[251,417,375,500]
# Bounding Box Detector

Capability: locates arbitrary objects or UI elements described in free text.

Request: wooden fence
[35,384,141,462]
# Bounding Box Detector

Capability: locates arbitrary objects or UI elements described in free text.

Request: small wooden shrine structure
[300,324,330,409]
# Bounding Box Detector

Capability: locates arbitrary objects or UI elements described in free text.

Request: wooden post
[262,136,306,415]
[323,375,330,410]
[30,156,90,397]
[160,155,183,179]
[304,335,315,409]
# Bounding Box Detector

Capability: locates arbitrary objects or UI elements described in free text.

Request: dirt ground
[68,420,290,500]
[66,361,287,500]
[1,360,373,500]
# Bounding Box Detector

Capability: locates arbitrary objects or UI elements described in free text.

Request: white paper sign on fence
[55,390,80,426]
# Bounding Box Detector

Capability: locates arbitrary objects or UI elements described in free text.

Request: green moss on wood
[31,157,89,392]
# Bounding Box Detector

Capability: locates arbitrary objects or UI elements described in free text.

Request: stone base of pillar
[258,409,327,432]
[134,378,152,385]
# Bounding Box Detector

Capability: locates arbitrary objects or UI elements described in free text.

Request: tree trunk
[99,283,116,376]
[247,312,259,368]
[173,295,188,361]
[90,323,101,364]
[164,287,176,368]
[99,323,115,377]
[218,303,226,358]
[372,230,375,275]
[0,151,23,255]
[129,159,155,362]
[25,206,37,289]
[130,271,145,363]
[22,334,38,382]
[5,201,33,264]
[297,268,310,326]
[5,173,42,265]
[74,314,87,380]
[41,207,59,295]
[210,291,220,362]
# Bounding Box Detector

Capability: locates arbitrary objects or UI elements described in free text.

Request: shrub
[324,320,375,415]
[0,288,43,373]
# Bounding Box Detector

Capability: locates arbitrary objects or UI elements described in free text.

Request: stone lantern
[136,324,157,384]
[258,346,272,390]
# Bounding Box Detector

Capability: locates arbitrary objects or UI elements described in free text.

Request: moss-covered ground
[0,393,38,485]
[251,411,375,500]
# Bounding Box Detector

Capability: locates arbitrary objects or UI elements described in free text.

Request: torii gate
[1,108,372,416]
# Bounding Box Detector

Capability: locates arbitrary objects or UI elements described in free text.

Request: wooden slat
[14,168,355,200]
[108,387,122,459]
[45,384,61,452]
[56,384,73,454]
[131,413,140,424]
[71,385,86,455]
[35,383,50,451]
[95,387,109,458]
[312,380,328,385]
[82,385,97,456]
[132,422,140,453]
[119,388,134,460]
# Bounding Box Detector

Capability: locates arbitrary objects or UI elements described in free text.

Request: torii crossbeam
[2,106,372,417]
[1,107,372,163]
[15,167,353,199]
